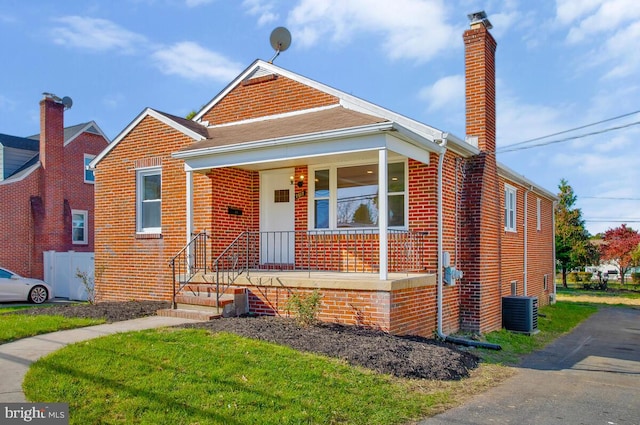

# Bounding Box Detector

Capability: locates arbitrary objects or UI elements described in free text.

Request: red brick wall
[458,24,503,334]
[0,170,41,276]
[94,115,212,301]
[0,108,107,279]
[208,167,259,257]
[200,75,339,125]
[244,282,460,337]
[500,176,555,305]
[63,132,110,252]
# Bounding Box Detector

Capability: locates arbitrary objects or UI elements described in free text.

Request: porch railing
[169,231,209,308]
[211,229,427,277]
[171,229,427,309]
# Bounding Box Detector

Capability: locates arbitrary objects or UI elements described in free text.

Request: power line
[584,219,640,222]
[582,196,640,201]
[496,109,640,151]
[497,120,640,153]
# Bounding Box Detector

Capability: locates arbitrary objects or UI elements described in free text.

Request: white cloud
[555,0,602,25]
[51,16,147,53]
[563,0,640,43]
[151,42,244,82]
[496,93,567,149]
[287,0,459,62]
[243,0,279,26]
[418,74,464,113]
[601,20,640,79]
[0,94,16,111]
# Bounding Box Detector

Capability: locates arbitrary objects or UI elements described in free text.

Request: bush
[632,272,640,284]
[567,272,592,283]
[286,289,321,326]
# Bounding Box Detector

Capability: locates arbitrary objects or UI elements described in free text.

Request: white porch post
[186,170,194,242]
[379,148,388,280]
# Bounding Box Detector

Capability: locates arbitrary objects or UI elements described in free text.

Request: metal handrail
[169,231,208,308]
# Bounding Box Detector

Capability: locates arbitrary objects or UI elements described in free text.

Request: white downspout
[524,187,531,296]
[379,148,388,280]
[436,137,447,339]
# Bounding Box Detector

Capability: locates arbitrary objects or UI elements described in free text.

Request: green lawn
[475,301,598,365]
[21,300,603,424]
[0,315,104,344]
[24,329,453,425]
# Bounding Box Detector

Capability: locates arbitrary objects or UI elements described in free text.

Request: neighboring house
[91,14,556,335]
[0,94,109,281]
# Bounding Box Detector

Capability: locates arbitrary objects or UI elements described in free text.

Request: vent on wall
[502,296,539,335]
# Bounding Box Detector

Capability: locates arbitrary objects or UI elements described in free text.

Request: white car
[0,267,53,304]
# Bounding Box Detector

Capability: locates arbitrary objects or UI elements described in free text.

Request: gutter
[436,134,501,351]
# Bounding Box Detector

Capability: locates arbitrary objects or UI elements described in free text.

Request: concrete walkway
[421,307,640,425]
[0,316,202,402]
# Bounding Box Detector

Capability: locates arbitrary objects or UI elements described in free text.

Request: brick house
[91,15,556,335]
[0,94,109,280]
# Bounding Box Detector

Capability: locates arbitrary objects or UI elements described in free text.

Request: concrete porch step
[157,308,221,321]
[175,293,234,308]
[181,283,246,296]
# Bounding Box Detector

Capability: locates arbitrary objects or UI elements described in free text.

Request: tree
[555,179,596,287]
[600,224,640,285]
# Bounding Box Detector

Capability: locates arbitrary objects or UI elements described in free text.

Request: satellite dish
[61,96,73,110]
[268,27,291,63]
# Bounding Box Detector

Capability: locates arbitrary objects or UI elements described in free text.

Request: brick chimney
[459,12,503,333]
[464,11,497,153]
[39,94,67,253]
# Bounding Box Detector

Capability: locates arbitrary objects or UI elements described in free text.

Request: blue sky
[1,0,639,235]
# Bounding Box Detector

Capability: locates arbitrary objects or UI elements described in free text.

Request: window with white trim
[504,184,516,232]
[84,154,96,183]
[536,198,541,231]
[72,209,88,244]
[136,168,161,233]
[310,161,406,229]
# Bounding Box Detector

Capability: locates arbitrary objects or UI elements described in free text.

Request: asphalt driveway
[421,307,640,425]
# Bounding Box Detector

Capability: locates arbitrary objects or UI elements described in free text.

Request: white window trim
[504,184,517,233]
[71,209,88,245]
[307,158,408,231]
[536,198,541,231]
[84,154,96,184]
[136,167,162,234]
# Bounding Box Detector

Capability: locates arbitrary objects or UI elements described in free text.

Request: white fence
[43,251,94,301]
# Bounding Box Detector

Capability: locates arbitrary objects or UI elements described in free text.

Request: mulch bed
[12,301,479,380]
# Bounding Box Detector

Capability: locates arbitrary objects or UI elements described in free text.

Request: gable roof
[90,108,208,168]
[27,121,109,147]
[1,120,110,182]
[0,133,39,151]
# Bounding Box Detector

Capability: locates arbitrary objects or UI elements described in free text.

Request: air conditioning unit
[502,296,539,335]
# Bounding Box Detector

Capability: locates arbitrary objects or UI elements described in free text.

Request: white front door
[260,168,295,265]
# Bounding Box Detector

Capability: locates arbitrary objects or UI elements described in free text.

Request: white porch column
[378,148,388,280]
[186,170,194,243]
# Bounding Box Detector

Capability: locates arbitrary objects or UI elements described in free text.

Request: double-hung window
[504,184,516,232]
[72,209,88,244]
[84,154,95,183]
[311,161,406,229]
[136,168,161,233]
